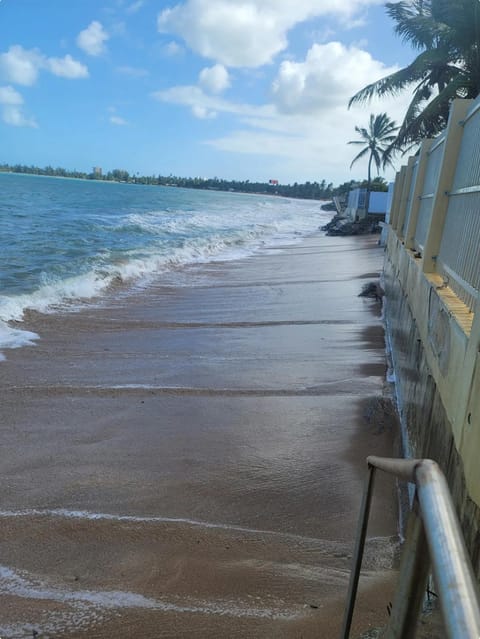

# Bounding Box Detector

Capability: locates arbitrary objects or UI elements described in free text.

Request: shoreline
[0,179,330,359]
[0,170,335,201]
[0,232,398,636]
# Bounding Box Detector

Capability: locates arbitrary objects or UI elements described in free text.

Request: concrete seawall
[384,230,480,576]
[384,95,480,580]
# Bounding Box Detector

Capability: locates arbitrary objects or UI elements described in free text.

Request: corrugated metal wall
[391,97,480,311]
[414,136,445,251]
[437,108,480,309]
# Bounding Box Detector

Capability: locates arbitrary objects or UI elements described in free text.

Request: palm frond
[349,46,459,108]
[386,0,436,49]
[395,74,467,146]
[349,113,399,176]
[349,0,480,147]
[371,148,383,173]
[350,146,370,169]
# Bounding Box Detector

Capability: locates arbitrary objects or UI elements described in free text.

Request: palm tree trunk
[366,152,373,216]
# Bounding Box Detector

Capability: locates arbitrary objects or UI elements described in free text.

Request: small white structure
[380,183,394,246]
[345,186,391,221]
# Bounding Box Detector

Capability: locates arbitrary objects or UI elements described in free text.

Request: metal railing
[341,456,480,639]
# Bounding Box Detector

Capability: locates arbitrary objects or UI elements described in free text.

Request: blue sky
[0,0,416,184]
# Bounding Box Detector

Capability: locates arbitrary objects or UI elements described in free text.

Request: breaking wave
[0,175,331,357]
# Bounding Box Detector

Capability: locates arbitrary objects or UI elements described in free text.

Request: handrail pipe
[340,456,480,639]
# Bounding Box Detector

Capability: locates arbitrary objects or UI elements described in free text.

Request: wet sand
[0,233,398,637]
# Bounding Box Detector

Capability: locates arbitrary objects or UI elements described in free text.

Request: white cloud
[157,0,384,67]
[206,129,303,158]
[0,85,23,105]
[116,65,149,77]
[77,21,109,56]
[0,87,37,128]
[192,105,217,119]
[45,54,89,79]
[155,86,219,119]
[0,45,88,85]
[199,64,230,94]
[154,40,402,123]
[2,105,37,128]
[110,21,127,37]
[0,45,43,86]
[126,0,144,13]
[154,84,273,119]
[163,41,184,57]
[0,45,87,129]
[110,115,128,125]
[271,42,394,113]
[158,1,288,67]
[154,41,413,183]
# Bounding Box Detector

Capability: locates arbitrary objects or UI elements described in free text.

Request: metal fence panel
[437,111,480,310]
[438,192,480,310]
[415,136,445,250]
[451,102,480,191]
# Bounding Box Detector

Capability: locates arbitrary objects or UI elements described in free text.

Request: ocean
[0,173,397,636]
[0,172,328,359]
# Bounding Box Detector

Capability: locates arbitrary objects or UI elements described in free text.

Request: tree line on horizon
[0,163,389,201]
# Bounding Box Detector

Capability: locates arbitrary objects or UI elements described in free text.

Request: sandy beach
[0,232,398,637]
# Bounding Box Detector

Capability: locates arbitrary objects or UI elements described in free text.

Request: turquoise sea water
[0,172,329,357]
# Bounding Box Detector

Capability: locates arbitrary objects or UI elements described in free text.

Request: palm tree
[349,0,480,148]
[348,113,399,214]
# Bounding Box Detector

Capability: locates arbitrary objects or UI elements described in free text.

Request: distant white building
[380,183,394,246]
[93,166,102,177]
[345,186,392,221]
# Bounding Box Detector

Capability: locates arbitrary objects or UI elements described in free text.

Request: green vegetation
[0,162,387,201]
[350,0,480,149]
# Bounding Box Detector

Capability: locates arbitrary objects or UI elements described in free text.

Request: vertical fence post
[389,167,406,232]
[457,295,480,489]
[384,495,430,639]
[340,465,376,639]
[396,157,417,241]
[422,99,472,274]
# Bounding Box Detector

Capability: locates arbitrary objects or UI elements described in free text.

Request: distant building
[269,179,279,186]
[93,166,102,177]
[345,186,392,222]
[380,183,394,246]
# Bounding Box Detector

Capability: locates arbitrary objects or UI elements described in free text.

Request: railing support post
[340,464,376,639]
[384,494,430,639]
[343,457,480,639]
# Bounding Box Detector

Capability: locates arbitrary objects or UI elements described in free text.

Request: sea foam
[0,174,331,357]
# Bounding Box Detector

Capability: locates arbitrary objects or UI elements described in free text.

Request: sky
[0,0,417,185]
